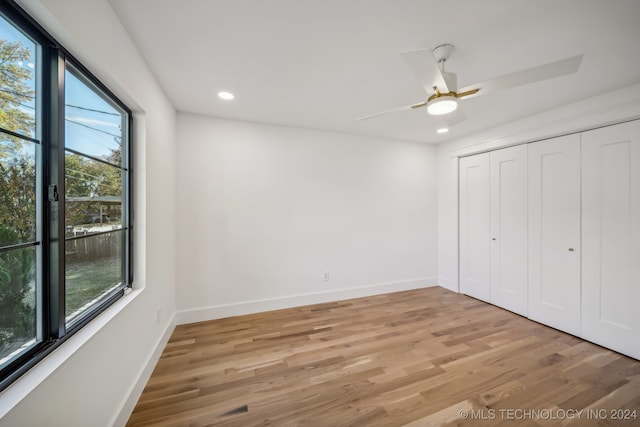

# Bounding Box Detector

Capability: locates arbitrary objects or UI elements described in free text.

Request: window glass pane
[0,15,36,140]
[64,66,127,328]
[0,12,38,374]
[65,152,122,237]
[0,246,36,369]
[65,230,123,324]
[64,68,124,165]
[0,143,36,246]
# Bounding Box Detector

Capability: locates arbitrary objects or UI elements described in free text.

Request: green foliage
[0,38,36,357]
[0,39,35,158]
[0,155,36,242]
[65,152,121,198]
[65,151,122,229]
[0,225,35,357]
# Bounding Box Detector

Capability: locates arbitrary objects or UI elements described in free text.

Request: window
[64,66,130,326]
[0,1,132,390]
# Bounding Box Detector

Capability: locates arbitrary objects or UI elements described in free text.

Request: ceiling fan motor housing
[432,43,458,94]
[432,43,454,63]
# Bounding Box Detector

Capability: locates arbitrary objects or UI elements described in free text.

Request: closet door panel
[490,145,528,316]
[459,153,491,302]
[582,120,640,359]
[528,134,581,335]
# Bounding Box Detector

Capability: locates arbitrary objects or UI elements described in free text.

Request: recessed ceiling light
[217,91,235,100]
[437,127,449,134]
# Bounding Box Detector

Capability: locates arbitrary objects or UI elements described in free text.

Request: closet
[459,146,528,315]
[459,120,640,359]
[581,120,640,358]
[459,153,491,303]
[489,145,528,316]
[527,134,581,335]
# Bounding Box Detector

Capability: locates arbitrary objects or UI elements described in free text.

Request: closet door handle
[492,237,496,241]
[568,248,575,251]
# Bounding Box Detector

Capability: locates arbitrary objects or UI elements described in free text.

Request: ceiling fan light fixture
[426,95,458,115]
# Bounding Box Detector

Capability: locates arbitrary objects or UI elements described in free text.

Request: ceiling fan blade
[357,100,431,121]
[356,104,413,121]
[401,48,449,94]
[458,54,583,100]
[444,108,466,126]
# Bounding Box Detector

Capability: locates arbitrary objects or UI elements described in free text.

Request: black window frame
[0,0,133,391]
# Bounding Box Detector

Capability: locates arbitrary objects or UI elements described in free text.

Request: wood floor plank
[127,287,640,426]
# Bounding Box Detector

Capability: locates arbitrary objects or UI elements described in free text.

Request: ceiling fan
[358,44,583,125]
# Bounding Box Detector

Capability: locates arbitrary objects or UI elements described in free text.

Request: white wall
[1,1,177,426]
[437,83,640,293]
[6,2,637,425]
[176,114,438,322]
[436,146,459,292]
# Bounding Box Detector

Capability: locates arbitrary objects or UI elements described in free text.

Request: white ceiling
[109,0,640,144]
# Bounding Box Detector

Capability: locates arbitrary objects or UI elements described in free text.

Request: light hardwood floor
[127,287,640,426]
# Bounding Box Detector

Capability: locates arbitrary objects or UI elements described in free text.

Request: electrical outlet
[323,271,330,282]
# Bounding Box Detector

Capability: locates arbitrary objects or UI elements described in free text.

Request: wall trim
[175,277,438,325]
[111,313,176,427]
[438,276,458,292]
[449,83,640,158]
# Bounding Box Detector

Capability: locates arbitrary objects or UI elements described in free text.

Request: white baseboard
[438,276,458,292]
[111,314,176,427]
[176,277,438,325]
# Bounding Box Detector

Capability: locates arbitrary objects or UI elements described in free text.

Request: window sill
[0,287,144,419]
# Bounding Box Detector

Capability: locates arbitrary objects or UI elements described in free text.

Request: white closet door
[459,153,491,302]
[581,120,640,359]
[528,134,581,335]
[490,145,528,316]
